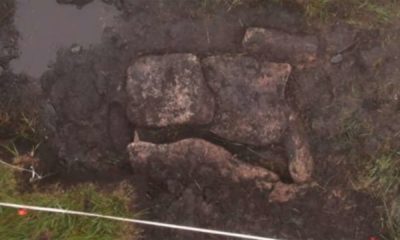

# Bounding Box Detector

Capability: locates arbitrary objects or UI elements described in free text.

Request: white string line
[0,202,280,240]
[0,159,43,182]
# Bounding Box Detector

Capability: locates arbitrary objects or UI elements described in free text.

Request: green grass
[200,0,399,27]
[0,110,41,145]
[354,151,400,239]
[300,0,399,26]
[358,152,400,196]
[0,164,139,240]
[384,199,400,240]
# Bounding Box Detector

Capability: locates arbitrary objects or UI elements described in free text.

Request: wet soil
[2,0,400,239]
[11,0,119,78]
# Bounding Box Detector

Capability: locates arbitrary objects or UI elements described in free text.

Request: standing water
[11,0,119,78]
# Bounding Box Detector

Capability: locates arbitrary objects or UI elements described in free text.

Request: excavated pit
[1,0,391,239]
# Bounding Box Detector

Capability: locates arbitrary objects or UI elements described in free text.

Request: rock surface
[202,55,291,146]
[126,54,215,127]
[243,28,318,63]
[127,139,312,240]
[128,138,280,188]
[286,113,314,183]
[269,182,299,203]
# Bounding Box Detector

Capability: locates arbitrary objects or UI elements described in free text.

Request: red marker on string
[18,208,28,216]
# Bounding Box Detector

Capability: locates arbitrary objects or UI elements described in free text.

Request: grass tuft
[0,110,41,145]
[300,0,399,26]
[0,164,139,240]
[357,152,400,196]
[384,199,400,240]
[354,151,400,239]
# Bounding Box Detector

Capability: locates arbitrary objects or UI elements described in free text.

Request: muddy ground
[1,0,400,239]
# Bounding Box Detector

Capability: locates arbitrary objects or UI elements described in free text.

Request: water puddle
[11,0,119,78]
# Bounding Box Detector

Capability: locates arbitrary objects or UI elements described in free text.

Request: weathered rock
[269,182,300,203]
[202,55,291,146]
[286,113,314,183]
[128,139,280,188]
[128,138,312,206]
[128,138,314,238]
[126,54,215,127]
[243,28,318,63]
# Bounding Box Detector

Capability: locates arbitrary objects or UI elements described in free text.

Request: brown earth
[2,0,400,239]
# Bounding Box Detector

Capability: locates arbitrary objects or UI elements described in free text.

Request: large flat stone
[202,55,292,146]
[243,28,318,63]
[126,53,215,127]
[128,138,280,192]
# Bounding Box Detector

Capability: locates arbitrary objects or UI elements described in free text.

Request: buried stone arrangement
[38,26,315,201]
[127,51,314,202]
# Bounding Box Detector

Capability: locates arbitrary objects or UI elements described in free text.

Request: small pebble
[70,44,82,53]
[330,54,343,64]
